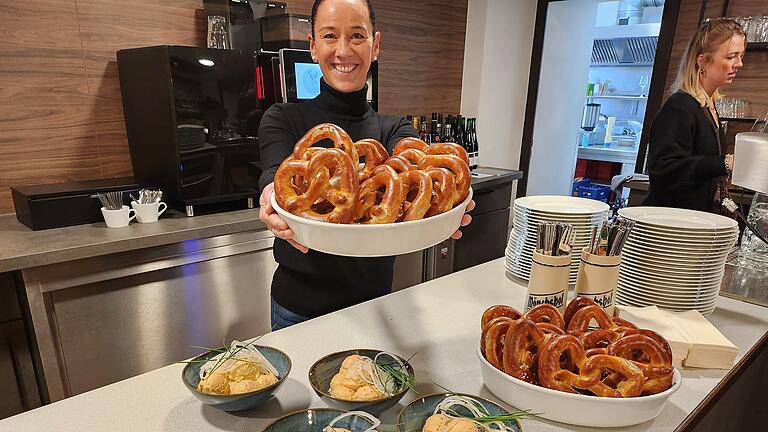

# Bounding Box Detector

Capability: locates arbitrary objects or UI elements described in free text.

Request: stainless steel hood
[591,36,658,65]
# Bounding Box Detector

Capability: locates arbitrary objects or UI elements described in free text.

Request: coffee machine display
[117,45,261,216]
[255,48,378,110]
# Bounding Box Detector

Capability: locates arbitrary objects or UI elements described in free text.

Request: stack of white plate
[616,207,739,316]
[506,196,609,284]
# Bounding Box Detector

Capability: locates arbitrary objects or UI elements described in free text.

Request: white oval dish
[477,345,681,427]
[271,188,473,257]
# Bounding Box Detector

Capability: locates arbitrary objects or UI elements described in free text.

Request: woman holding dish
[644,18,746,213]
[257,0,474,330]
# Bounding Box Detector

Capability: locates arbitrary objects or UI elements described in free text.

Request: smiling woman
[256,0,473,331]
[309,0,380,93]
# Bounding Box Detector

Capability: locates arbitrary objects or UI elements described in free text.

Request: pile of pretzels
[481,297,674,398]
[273,123,471,224]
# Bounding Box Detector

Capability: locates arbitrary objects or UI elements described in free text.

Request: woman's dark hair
[311,0,376,36]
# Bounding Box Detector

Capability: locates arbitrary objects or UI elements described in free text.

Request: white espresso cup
[131,201,167,223]
[101,206,136,228]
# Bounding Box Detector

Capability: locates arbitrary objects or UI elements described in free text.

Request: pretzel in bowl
[355,165,404,224]
[292,123,358,163]
[273,125,472,225]
[399,170,432,221]
[480,297,676,398]
[354,138,389,183]
[274,148,359,223]
[538,334,645,398]
[418,154,470,206]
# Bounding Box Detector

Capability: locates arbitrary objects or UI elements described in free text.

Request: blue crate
[575,183,611,203]
[571,178,592,197]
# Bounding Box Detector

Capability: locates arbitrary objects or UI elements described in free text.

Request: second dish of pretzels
[273,123,470,224]
[480,297,675,398]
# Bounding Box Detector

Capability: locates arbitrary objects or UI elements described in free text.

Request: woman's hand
[258,182,309,253]
[451,199,476,240]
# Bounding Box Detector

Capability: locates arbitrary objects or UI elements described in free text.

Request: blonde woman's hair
[671,17,746,106]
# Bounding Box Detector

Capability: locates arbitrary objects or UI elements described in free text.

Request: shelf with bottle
[406,112,480,170]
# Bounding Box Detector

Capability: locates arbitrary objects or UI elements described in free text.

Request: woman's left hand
[451,199,476,240]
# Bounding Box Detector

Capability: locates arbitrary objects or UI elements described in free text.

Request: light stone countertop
[2,258,765,432]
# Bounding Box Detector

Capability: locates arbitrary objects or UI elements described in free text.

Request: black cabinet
[0,320,41,419]
[454,182,514,272]
[0,273,42,420]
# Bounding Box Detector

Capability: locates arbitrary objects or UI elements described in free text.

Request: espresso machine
[117,46,262,216]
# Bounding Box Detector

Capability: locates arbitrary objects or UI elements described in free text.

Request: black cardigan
[643,91,728,212]
[258,79,418,317]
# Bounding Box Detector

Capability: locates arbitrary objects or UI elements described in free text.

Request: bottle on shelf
[433,113,443,143]
[456,115,467,158]
[469,118,479,170]
[420,115,430,142]
[444,114,454,143]
[410,114,420,132]
[427,113,438,144]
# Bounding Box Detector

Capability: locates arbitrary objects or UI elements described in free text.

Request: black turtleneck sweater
[258,79,418,317]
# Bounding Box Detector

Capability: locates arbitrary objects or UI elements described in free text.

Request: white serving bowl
[477,345,682,427]
[270,188,473,257]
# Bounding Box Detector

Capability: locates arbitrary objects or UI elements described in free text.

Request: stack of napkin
[617,305,738,369]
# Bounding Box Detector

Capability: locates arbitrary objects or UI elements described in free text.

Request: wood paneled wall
[0,0,468,215]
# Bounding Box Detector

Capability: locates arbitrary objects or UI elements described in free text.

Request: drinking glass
[638,75,649,96]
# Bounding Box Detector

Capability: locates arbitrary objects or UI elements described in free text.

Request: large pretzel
[482,316,515,370]
[502,318,550,384]
[274,149,358,223]
[423,167,457,217]
[393,137,429,154]
[418,154,470,205]
[426,142,470,167]
[354,138,389,183]
[292,123,358,163]
[523,304,566,331]
[383,156,413,173]
[354,165,403,224]
[606,333,674,395]
[538,335,645,398]
[480,305,522,358]
[398,170,432,221]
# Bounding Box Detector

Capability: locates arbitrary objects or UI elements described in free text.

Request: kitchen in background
[526,0,666,207]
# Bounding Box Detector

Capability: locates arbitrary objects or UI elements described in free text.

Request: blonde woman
[644,18,746,212]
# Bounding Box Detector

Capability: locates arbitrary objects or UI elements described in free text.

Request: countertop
[1,258,765,432]
[0,168,522,273]
[577,144,639,164]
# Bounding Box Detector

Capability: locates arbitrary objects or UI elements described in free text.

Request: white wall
[461,0,537,176]
[526,0,599,196]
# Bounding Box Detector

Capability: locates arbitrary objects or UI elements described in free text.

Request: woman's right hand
[258,182,309,253]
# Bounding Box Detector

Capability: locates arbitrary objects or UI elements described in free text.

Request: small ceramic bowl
[271,188,473,257]
[181,345,291,412]
[263,408,378,432]
[397,392,523,432]
[308,349,415,415]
